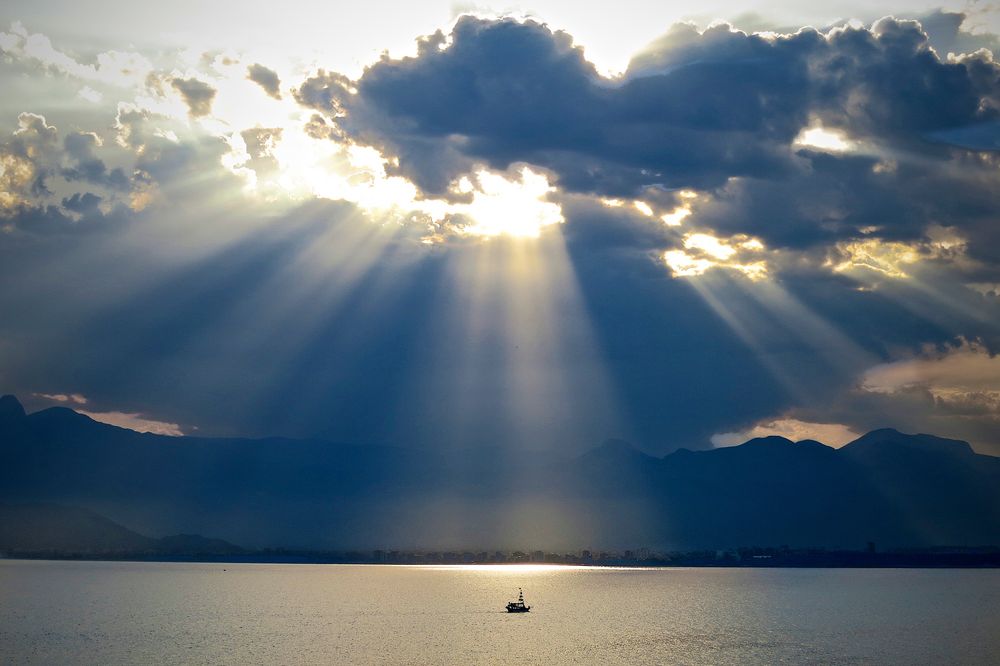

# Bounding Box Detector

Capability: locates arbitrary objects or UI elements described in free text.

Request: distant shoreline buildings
[4,545,1000,568]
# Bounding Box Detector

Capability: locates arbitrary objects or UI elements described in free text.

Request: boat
[505,588,531,613]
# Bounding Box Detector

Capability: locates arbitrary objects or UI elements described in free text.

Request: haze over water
[1,560,998,665]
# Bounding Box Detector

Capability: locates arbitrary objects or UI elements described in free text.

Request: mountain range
[0,502,242,556]
[1,395,998,551]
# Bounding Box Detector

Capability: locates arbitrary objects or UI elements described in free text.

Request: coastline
[4,547,1000,568]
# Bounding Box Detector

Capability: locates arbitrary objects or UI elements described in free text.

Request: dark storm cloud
[297,18,810,197]
[0,198,132,236]
[729,10,1000,61]
[247,63,282,99]
[171,76,217,117]
[61,191,102,214]
[298,16,1000,202]
[809,18,999,142]
[293,14,1000,293]
[557,194,679,255]
[689,149,1000,266]
[61,131,129,190]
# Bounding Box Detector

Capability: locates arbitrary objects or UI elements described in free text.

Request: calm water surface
[1,560,998,664]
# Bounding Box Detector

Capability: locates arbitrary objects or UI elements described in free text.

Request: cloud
[709,339,1000,454]
[711,419,861,448]
[0,22,153,87]
[62,131,130,190]
[291,15,1000,286]
[171,77,217,117]
[862,340,1000,402]
[298,17,807,198]
[770,341,1000,454]
[29,393,185,436]
[917,10,1000,59]
[664,231,768,280]
[238,126,283,181]
[78,410,184,436]
[300,16,1000,201]
[77,86,102,103]
[34,392,88,404]
[247,63,281,99]
[0,112,154,234]
[61,192,103,214]
[2,12,1000,457]
[0,113,59,212]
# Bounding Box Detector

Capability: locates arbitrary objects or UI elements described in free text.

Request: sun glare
[421,564,572,573]
[243,123,562,241]
[794,125,854,152]
[455,168,564,239]
[633,200,654,217]
[661,206,691,226]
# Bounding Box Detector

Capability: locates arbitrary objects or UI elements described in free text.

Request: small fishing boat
[505,588,531,613]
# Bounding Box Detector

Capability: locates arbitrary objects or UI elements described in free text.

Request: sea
[1,560,998,664]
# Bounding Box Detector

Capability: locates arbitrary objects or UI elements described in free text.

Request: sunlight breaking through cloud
[660,206,692,227]
[794,124,855,152]
[78,410,184,436]
[2,8,1000,459]
[248,123,564,241]
[711,418,861,448]
[664,233,768,280]
[831,227,968,279]
[451,168,564,239]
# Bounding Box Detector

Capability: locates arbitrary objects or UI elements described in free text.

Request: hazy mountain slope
[1,395,998,550]
[0,502,243,555]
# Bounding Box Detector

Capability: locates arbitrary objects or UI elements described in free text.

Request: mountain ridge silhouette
[2,395,998,550]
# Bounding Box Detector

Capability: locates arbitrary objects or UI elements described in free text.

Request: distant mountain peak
[28,405,95,424]
[863,427,905,438]
[843,428,975,457]
[739,435,796,448]
[713,436,834,459]
[597,438,640,454]
[795,439,834,451]
[1,405,997,550]
[0,395,26,422]
[579,438,654,466]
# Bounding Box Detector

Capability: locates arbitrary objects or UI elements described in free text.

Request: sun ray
[684,275,807,401]
[375,226,629,546]
[733,280,879,376]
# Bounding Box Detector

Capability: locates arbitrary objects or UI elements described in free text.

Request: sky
[1,0,1000,454]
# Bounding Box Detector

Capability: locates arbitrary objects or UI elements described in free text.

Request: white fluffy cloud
[0,22,153,87]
